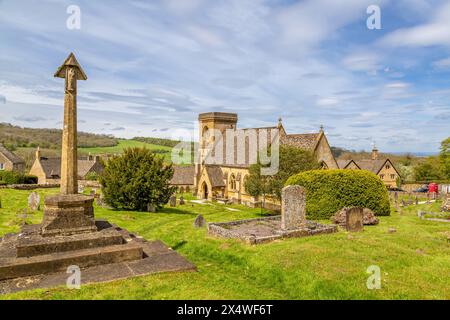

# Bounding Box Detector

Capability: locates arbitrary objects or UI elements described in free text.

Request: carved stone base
[41,194,97,236]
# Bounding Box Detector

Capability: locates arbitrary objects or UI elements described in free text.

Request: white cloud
[432,57,450,70]
[381,2,450,47]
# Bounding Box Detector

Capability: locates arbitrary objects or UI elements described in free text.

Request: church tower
[194,112,238,195]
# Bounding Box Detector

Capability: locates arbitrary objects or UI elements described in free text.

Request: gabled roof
[281,132,321,151]
[205,165,225,187]
[353,159,393,175]
[0,143,25,164]
[38,157,103,179]
[337,159,360,169]
[170,165,195,185]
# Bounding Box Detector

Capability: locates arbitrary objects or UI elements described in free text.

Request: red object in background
[428,183,438,193]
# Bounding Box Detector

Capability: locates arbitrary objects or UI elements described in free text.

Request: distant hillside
[0,123,118,150]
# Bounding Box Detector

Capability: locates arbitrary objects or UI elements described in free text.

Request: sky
[0,0,449,153]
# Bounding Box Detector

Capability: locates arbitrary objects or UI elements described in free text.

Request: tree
[245,162,271,211]
[413,157,442,181]
[439,137,450,179]
[269,145,320,201]
[245,145,319,206]
[99,147,175,211]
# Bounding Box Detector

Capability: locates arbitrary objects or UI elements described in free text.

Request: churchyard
[0,187,448,300]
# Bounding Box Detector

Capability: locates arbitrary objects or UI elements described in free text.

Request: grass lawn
[0,188,449,300]
[78,139,172,162]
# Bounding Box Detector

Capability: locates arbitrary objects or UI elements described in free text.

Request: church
[172,112,337,208]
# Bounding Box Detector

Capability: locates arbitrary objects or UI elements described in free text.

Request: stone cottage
[337,146,401,189]
[0,143,25,172]
[29,148,103,184]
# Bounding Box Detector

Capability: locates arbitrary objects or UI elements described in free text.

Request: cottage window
[0,163,4,170]
[385,164,390,169]
[390,174,395,179]
[380,174,384,180]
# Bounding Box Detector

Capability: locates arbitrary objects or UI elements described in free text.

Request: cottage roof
[0,143,25,164]
[38,157,103,179]
[281,133,321,151]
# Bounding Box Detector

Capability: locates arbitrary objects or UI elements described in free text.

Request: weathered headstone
[147,203,156,213]
[194,214,206,228]
[179,196,185,205]
[345,207,364,232]
[28,192,40,211]
[281,185,306,230]
[169,195,176,207]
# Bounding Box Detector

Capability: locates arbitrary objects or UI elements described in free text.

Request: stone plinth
[281,185,306,230]
[41,194,97,236]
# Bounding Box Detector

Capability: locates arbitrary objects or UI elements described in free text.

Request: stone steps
[0,242,143,281]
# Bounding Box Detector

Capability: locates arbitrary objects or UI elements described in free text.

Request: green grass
[0,188,449,300]
[78,139,173,162]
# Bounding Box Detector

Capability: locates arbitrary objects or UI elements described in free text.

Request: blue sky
[0,0,449,153]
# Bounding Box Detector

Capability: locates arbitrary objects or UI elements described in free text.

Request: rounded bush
[286,169,390,219]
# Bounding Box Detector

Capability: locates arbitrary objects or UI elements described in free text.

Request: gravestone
[345,207,364,232]
[28,192,40,211]
[281,185,306,230]
[194,214,206,228]
[394,192,398,204]
[415,196,419,205]
[147,203,156,213]
[169,195,176,207]
[179,196,185,205]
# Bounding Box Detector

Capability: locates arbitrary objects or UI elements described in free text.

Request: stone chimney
[88,152,93,161]
[35,147,41,160]
[371,145,379,160]
[94,155,100,162]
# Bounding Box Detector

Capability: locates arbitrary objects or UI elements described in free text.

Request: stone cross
[281,185,306,230]
[54,53,87,195]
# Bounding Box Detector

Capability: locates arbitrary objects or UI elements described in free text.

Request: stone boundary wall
[0,184,60,190]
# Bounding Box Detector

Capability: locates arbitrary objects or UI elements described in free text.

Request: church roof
[0,143,25,164]
[281,133,321,151]
[170,165,195,185]
[206,166,225,187]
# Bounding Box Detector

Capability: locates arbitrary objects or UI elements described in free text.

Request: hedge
[286,169,390,220]
[0,171,38,184]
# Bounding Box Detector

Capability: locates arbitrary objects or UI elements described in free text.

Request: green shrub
[99,147,176,211]
[286,169,390,219]
[0,171,38,184]
[84,172,98,181]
